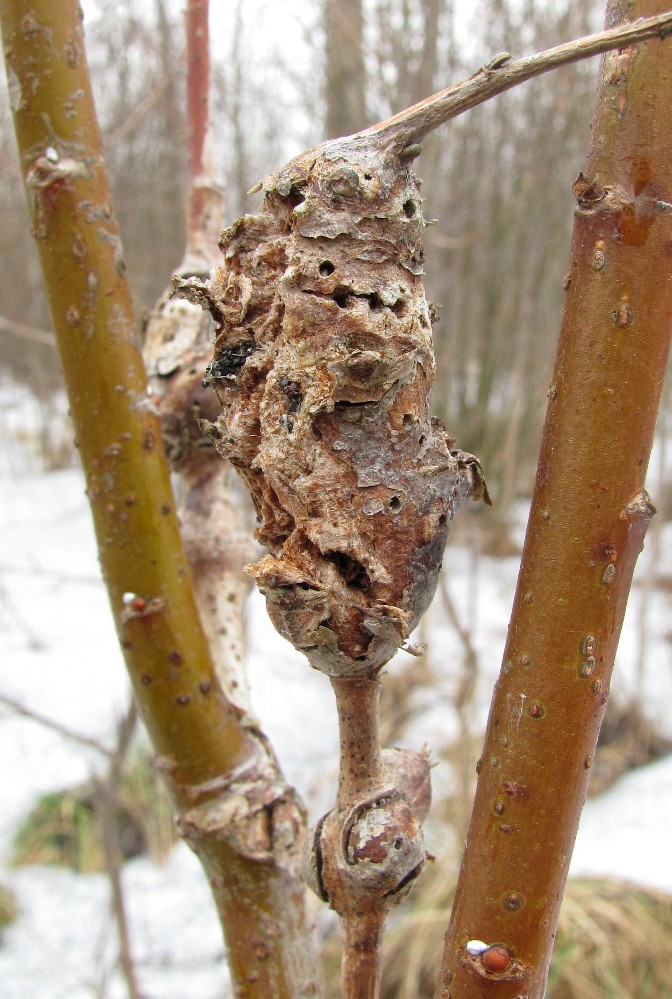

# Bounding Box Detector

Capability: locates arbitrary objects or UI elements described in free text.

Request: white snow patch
[1,451,671,996]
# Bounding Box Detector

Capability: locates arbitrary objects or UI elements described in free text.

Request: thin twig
[93,775,144,999]
[0,313,55,346]
[105,75,175,147]
[0,575,45,648]
[366,11,672,151]
[0,692,114,757]
[93,696,142,999]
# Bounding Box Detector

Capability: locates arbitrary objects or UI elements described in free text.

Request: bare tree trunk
[324,0,368,138]
[436,2,672,996]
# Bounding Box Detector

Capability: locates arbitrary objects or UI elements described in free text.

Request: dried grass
[353,874,672,999]
[589,698,672,797]
[12,750,175,872]
[0,882,18,932]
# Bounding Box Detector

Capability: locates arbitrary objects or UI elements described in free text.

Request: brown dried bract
[182,136,482,676]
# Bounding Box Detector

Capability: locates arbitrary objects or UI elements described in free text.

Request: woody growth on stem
[180,12,672,995]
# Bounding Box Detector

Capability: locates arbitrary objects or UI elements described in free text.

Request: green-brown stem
[0,3,320,995]
[437,2,672,996]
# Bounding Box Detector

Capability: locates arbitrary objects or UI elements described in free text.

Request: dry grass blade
[361,875,672,999]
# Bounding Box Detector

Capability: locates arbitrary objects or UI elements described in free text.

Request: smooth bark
[324,0,368,138]
[437,2,672,996]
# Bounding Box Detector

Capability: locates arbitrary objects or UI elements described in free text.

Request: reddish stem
[186,0,210,183]
[184,0,221,266]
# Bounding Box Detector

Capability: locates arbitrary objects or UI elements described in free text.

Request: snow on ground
[2,448,672,996]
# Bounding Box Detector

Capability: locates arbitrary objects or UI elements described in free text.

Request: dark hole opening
[367,292,384,311]
[389,496,401,511]
[203,339,256,385]
[439,513,447,526]
[325,551,369,590]
[278,375,303,413]
[333,292,348,308]
[319,260,335,276]
[402,199,416,218]
[287,186,306,207]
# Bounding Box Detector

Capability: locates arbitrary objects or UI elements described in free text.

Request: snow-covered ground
[2,433,672,997]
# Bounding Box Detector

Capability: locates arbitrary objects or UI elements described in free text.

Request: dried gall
[181,115,486,677]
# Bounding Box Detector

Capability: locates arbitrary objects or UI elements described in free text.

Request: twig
[93,697,143,999]
[94,774,144,999]
[330,678,386,997]
[0,575,46,648]
[182,0,223,273]
[366,11,672,152]
[0,692,114,757]
[105,75,175,147]
[0,313,55,346]
[107,699,139,792]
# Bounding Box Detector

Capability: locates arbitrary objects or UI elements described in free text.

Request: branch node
[179,734,305,867]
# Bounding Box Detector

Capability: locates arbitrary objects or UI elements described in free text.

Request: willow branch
[364,10,672,154]
[143,0,256,714]
[437,2,672,996]
[0,3,320,995]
